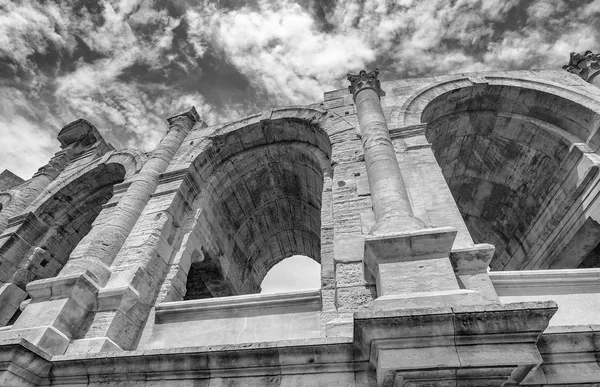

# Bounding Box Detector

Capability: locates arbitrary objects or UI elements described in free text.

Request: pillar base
[364,226,473,306]
[0,271,101,355]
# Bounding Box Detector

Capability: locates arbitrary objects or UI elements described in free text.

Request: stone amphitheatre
[0,52,600,386]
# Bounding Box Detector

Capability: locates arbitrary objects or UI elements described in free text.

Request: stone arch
[174,108,333,299]
[25,148,145,212]
[397,77,600,270]
[0,149,145,292]
[3,163,126,288]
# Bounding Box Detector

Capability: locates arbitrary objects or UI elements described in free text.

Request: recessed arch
[176,108,333,300]
[400,78,600,270]
[3,163,127,288]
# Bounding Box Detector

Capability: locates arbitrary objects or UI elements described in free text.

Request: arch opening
[181,117,331,301]
[6,163,126,288]
[421,84,600,270]
[260,255,321,294]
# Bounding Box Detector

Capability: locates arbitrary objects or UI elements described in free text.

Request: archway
[417,82,600,270]
[184,142,326,298]
[8,163,126,287]
[175,109,332,300]
[0,162,129,326]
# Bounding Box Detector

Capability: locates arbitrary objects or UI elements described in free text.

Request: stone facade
[2,59,600,386]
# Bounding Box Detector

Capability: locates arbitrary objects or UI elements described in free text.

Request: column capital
[563,50,600,84]
[347,68,384,100]
[166,106,201,126]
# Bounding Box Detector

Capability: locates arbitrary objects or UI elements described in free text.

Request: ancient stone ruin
[1,52,600,386]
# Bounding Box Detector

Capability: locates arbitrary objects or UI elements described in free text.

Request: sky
[1,0,599,291]
[1,0,600,179]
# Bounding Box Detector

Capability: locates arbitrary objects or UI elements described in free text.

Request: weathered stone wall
[0,169,24,192]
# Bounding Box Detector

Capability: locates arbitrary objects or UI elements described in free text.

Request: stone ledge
[522,324,600,384]
[490,268,600,296]
[0,338,51,387]
[46,337,356,385]
[450,243,495,274]
[155,289,322,323]
[354,301,557,386]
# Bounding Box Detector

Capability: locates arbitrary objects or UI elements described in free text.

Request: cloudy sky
[1,0,599,179]
[1,0,599,291]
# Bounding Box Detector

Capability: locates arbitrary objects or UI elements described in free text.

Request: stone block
[336,285,375,313]
[335,261,366,287]
[0,283,27,325]
[333,234,365,263]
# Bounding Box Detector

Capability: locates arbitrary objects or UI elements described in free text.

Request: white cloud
[1,0,600,180]
[186,0,376,105]
[0,88,57,178]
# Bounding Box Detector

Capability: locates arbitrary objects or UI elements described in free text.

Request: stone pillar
[348,69,486,310]
[347,69,425,235]
[0,108,200,355]
[59,107,201,285]
[65,108,205,354]
[563,50,600,87]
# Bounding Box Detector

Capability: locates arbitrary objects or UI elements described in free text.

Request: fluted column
[563,50,600,87]
[347,69,425,235]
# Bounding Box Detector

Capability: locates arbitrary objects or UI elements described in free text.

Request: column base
[0,271,100,355]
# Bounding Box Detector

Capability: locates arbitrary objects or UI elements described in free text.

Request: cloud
[0,88,57,178]
[186,0,376,105]
[1,0,600,180]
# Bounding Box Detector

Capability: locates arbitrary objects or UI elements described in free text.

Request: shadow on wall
[421,84,600,271]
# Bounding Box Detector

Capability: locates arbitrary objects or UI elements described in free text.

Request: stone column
[347,69,425,235]
[59,107,201,285]
[348,69,486,310]
[65,108,206,353]
[563,50,600,87]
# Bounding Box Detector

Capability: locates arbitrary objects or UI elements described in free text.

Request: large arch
[0,149,146,289]
[395,77,600,270]
[171,108,333,299]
